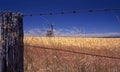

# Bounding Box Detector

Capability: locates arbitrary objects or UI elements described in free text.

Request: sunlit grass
[24,37,120,49]
[24,37,120,72]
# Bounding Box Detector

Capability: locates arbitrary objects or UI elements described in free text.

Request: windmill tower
[46,24,54,37]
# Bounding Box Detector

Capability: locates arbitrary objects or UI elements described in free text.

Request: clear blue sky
[0,0,120,35]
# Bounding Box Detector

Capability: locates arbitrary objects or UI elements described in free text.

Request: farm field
[24,37,120,72]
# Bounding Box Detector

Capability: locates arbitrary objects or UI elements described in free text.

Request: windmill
[46,24,54,37]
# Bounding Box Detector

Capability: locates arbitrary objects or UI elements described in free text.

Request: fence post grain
[0,12,24,72]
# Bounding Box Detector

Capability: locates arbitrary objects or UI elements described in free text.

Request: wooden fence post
[0,12,24,72]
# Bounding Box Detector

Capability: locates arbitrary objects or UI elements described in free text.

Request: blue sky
[0,0,120,36]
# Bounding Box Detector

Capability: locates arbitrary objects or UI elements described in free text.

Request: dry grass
[24,37,120,72]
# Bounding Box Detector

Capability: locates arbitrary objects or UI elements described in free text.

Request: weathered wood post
[0,12,24,72]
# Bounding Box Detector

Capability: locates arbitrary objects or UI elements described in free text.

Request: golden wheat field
[24,37,120,72]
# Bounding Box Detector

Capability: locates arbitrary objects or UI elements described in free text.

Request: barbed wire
[25,45,120,60]
[23,8,120,60]
[23,8,120,16]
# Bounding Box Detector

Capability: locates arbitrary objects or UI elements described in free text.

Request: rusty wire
[23,8,120,16]
[25,45,120,60]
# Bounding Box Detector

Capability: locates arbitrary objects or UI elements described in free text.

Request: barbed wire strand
[25,45,120,60]
[23,8,120,16]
